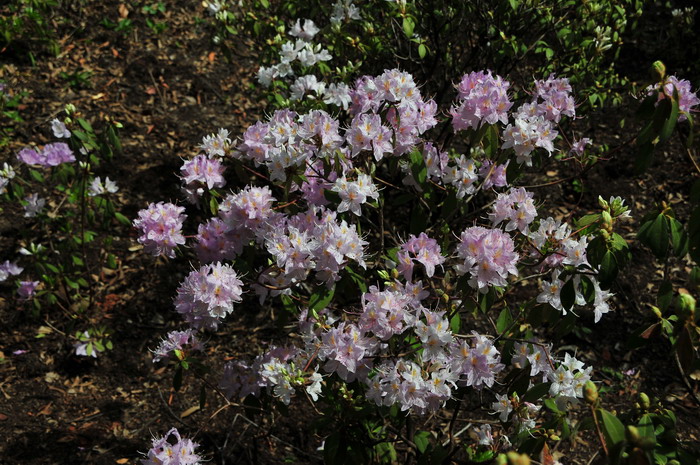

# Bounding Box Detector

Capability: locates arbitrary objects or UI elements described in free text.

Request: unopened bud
[601,211,613,232]
[495,454,508,465]
[626,425,641,443]
[550,434,561,441]
[506,451,531,465]
[652,61,666,81]
[598,195,609,210]
[639,392,651,410]
[676,291,696,319]
[584,380,598,404]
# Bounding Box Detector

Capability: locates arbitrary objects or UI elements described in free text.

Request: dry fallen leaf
[180,405,200,418]
[118,4,129,18]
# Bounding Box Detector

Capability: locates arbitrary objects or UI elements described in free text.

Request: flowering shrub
[129,61,700,462]
[1,104,126,357]
[206,0,644,112]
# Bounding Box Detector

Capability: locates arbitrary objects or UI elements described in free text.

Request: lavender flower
[141,428,202,465]
[17,143,76,167]
[152,329,203,363]
[133,202,187,258]
[174,262,243,330]
[18,280,39,300]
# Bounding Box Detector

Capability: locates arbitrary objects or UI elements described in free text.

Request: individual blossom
[442,155,478,199]
[88,176,119,196]
[74,331,98,358]
[0,260,23,282]
[323,82,352,109]
[141,428,202,465]
[174,262,244,330]
[152,329,204,363]
[331,174,379,216]
[478,159,509,190]
[133,202,187,258]
[51,118,71,138]
[23,193,45,218]
[569,137,592,156]
[396,232,445,281]
[289,19,320,41]
[18,280,39,300]
[330,0,361,25]
[290,74,325,101]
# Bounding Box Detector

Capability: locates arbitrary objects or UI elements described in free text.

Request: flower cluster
[455,226,519,292]
[141,428,202,465]
[180,154,226,202]
[489,187,538,233]
[174,262,243,330]
[647,75,700,122]
[450,70,512,131]
[17,143,75,167]
[133,202,187,258]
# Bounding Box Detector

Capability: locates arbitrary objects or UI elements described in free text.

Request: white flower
[51,118,71,138]
[289,19,320,41]
[23,193,45,218]
[88,177,119,196]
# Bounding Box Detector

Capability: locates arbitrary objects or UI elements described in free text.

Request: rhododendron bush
[129,61,699,462]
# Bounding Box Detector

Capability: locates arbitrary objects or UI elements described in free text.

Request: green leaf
[106,253,117,269]
[657,280,673,312]
[659,89,680,143]
[417,43,427,59]
[173,366,183,391]
[496,308,512,334]
[560,278,576,311]
[598,250,618,287]
[413,431,430,454]
[29,169,45,183]
[668,217,688,257]
[309,285,335,312]
[676,324,696,373]
[596,408,626,448]
[402,17,415,37]
[77,118,93,132]
[523,382,551,403]
[259,0,269,7]
[114,212,131,226]
[209,197,219,216]
[409,148,427,185]
[637,213,668,259]
[508,0,519,9]
[450,312,461,334]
